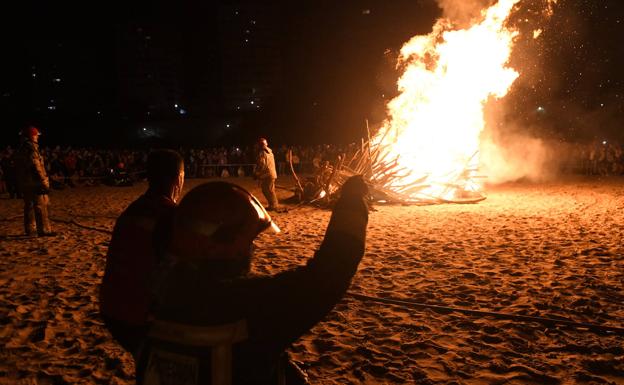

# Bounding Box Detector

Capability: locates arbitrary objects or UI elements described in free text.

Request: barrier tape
[49,169,146,182]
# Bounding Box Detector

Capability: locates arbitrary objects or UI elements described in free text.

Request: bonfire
[292,0,557,206]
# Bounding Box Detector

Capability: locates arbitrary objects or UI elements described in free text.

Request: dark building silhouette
[217,1,283,114]
[113,2,283,143]
[116,23,183,121]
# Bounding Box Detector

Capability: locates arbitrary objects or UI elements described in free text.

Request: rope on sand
[348,292,624,336]
[0,215,22,222]
[52,218,113,234]
[0,216,112,237]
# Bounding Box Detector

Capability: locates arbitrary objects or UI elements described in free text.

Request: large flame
[372,0,522,201]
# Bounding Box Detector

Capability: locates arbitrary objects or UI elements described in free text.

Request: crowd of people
[559,140,624,176]
[1,140,624,196]
[0,143,355,194]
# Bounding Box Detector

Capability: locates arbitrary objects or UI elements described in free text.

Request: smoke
[480,127,554,183]
[435,0,495,27]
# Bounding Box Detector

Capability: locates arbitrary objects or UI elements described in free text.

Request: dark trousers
[23,192,51,235]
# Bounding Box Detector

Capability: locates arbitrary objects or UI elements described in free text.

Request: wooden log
[287,149,304,198]
[324,154,344,199]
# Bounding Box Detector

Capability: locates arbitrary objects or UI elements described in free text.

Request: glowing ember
[371,0,522,202]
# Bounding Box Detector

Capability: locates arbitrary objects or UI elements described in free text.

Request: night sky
[1,0,622,147]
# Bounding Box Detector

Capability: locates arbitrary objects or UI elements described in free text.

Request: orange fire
[372,0,523,202]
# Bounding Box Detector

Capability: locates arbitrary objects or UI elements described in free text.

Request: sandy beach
[1,176,623,384]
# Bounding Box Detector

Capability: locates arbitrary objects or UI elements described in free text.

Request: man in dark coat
[14,126,53,236]
[99,149,184,357]
[139,175,369,384]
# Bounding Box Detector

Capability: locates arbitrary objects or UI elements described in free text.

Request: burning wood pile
[287,131,486,207]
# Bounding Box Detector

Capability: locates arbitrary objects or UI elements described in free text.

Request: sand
[1,176,623,384]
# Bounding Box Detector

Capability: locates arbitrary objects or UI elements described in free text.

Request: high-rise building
[116,23,183,120]
[217,1,283,114]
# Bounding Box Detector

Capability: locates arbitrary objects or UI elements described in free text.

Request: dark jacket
[100,192,176,326]
[149,193,368,383]
[15,140,48,194]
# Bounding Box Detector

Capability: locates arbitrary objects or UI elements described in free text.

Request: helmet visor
[238,185,281,234]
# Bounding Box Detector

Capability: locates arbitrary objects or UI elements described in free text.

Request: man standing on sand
[14,126,55,237]
[254,137,282,211]
[99,149,184,357]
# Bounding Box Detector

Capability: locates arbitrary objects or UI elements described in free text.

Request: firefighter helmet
[21,126,40,138]
[168,181,279,264]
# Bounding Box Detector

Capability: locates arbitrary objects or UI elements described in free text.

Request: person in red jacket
[99,149,184,356]
[138,175,369,384]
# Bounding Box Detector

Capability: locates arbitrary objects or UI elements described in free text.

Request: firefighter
[99,149,184,357]
[254,137,281,211]
[14,126,54,237]
[138,175,369,384]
